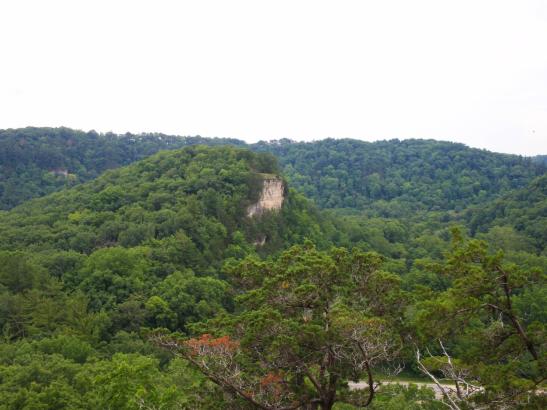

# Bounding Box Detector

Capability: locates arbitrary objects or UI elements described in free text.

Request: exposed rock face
[247,177,285,218]
[50,168,69,178]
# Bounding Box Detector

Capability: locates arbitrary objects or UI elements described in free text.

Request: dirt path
[349,380,455,399]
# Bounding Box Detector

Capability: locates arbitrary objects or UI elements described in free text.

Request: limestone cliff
[247,177,285,217]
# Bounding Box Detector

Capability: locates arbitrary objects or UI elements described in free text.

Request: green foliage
[0,127,245,210]
[0,131,545,408]
[3,128,544,217]
[0,145,329,257]
[157,244,406,409]
[0,145,348,408]
[366,383,444,409]
[0,341,214,410]
[0,251,46,293]
[411,232,546,406]
[467,174,547,252]
[253,138,545,213]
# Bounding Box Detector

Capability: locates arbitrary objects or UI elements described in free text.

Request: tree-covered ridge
[0,127,244,209]
[0,146,342,408]
[0,145,337,256]
[533,155,547,166]
[0,143,544,408]
[467,174,547,253]
[1,127,545,214]
[253,138,546,212]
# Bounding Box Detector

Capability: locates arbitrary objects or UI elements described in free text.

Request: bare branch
[416,348,461,410]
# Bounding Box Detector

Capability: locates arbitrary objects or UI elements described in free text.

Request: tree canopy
[0,130,545,408]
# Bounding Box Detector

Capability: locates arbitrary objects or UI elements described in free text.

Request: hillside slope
[0,127,244,209]
[1,128,545,214]
[467,174,547,252]
[0,145,335,258]
[254,138,546,213]
[0,138,544,409]
[0,145,339,408]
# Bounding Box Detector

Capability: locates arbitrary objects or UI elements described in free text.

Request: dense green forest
[467,174,547,252]
[2,128,545,213]
[533,155,547,166]
[254,138,545,213]
[0,146,342,408]
[0,130,545,409]
[0,127,244,210]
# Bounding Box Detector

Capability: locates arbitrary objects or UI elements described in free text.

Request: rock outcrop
[247,177,285,217]
[49,168,69,178]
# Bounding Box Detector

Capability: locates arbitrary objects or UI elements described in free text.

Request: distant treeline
[1,127,545,212]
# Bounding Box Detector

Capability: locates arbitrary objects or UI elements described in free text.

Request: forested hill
[0,127,243,209]
[0,145,334,257]
[0,140,545,408]
[467,174,547,252]
[1,127,545,212]
[0,145,339,407]
[253,138,546,212]
[533,154,547,165]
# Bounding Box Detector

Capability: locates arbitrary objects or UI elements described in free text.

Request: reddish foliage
[259,372,284,398]
[185,334,239,356]
[260,372,283,387]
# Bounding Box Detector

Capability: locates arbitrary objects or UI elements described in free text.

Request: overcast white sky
[1,1,546,155]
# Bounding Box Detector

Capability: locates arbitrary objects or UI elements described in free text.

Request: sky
[0,0,546,155]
